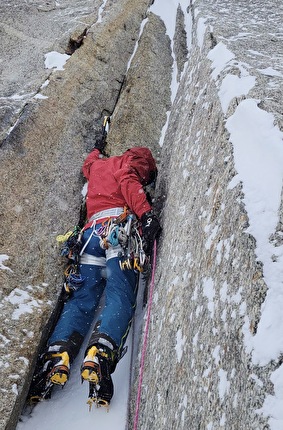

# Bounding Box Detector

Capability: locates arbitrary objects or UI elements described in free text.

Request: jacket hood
[124,147,157,185]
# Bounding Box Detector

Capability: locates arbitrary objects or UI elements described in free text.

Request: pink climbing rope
[133,240,157,430]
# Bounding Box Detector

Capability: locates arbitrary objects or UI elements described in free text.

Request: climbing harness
[56,205,148,299]
[89,207,148,273]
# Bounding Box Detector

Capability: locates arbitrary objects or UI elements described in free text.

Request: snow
[175,329,186,362]
[17,337,132,430]
[212,345,221,366]
[126,18,148,72]
[0,254,12,271]
[207,42,235,80]
[258,67,283,78]
[226,100,283,364]
[5,287,43,320]
[97,0,108,23]
[218,369,230,401]
[12,384,19,395]
[202,277,215,317]
[206,25,283,430]
[258,365,283,428]
[150,0,192,146]
[218,74,256,114]
[34,94,48,100]
[44,51,70,71]
[197,17,207,49]
[17,274,147,430]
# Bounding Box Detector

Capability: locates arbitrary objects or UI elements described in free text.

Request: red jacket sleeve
[82,149,101,180]
[114,167,151,219]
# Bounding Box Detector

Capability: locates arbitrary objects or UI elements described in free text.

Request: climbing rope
[133,240,157,430]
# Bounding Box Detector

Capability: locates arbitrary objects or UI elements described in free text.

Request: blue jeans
[48,226,138,358]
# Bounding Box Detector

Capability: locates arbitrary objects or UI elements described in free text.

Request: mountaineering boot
[27,349,70,403]
[81,344,114,405]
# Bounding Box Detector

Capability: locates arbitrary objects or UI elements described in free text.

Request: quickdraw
[57,225,83,262]
[56,226,85,295]
[118,220,147,272]
[63,264,85,294]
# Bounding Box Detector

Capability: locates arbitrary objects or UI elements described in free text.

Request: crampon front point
[87,382,110,412]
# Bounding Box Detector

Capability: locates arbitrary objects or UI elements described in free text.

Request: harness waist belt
[80,253,106,266]
[89,207,124,223]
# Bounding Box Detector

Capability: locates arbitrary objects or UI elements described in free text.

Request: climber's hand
[141,211,161,255]
[93,137,106,153]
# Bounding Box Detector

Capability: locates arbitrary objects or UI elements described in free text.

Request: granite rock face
[131,1,283,429]
[0,1,170,428]
[0,0,282,429]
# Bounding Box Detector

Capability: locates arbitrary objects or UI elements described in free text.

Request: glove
[141,211,161,255]
[93,138,106,153]
[92,128,107,153]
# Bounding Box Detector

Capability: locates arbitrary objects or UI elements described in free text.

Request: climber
[30,135,161,406]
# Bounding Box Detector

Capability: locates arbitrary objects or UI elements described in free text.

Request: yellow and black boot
[81,344,115,406]
[27,348,70,403]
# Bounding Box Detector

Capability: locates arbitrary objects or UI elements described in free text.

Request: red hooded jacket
[82,147,157,221]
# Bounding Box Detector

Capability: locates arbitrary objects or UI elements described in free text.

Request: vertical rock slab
[130,0,283,429]
[0,1,162,428]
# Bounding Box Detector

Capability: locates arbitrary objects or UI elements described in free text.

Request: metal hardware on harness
[133,257,143,272]
[118,224,147,273]
[63,264,85,293]
[90,208,148,272]
[119,258,132,270]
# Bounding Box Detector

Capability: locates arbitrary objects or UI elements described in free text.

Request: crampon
[26,351,70,409]
[86,382,110,411]
[27,380,53,405]
[81,344,114,411]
